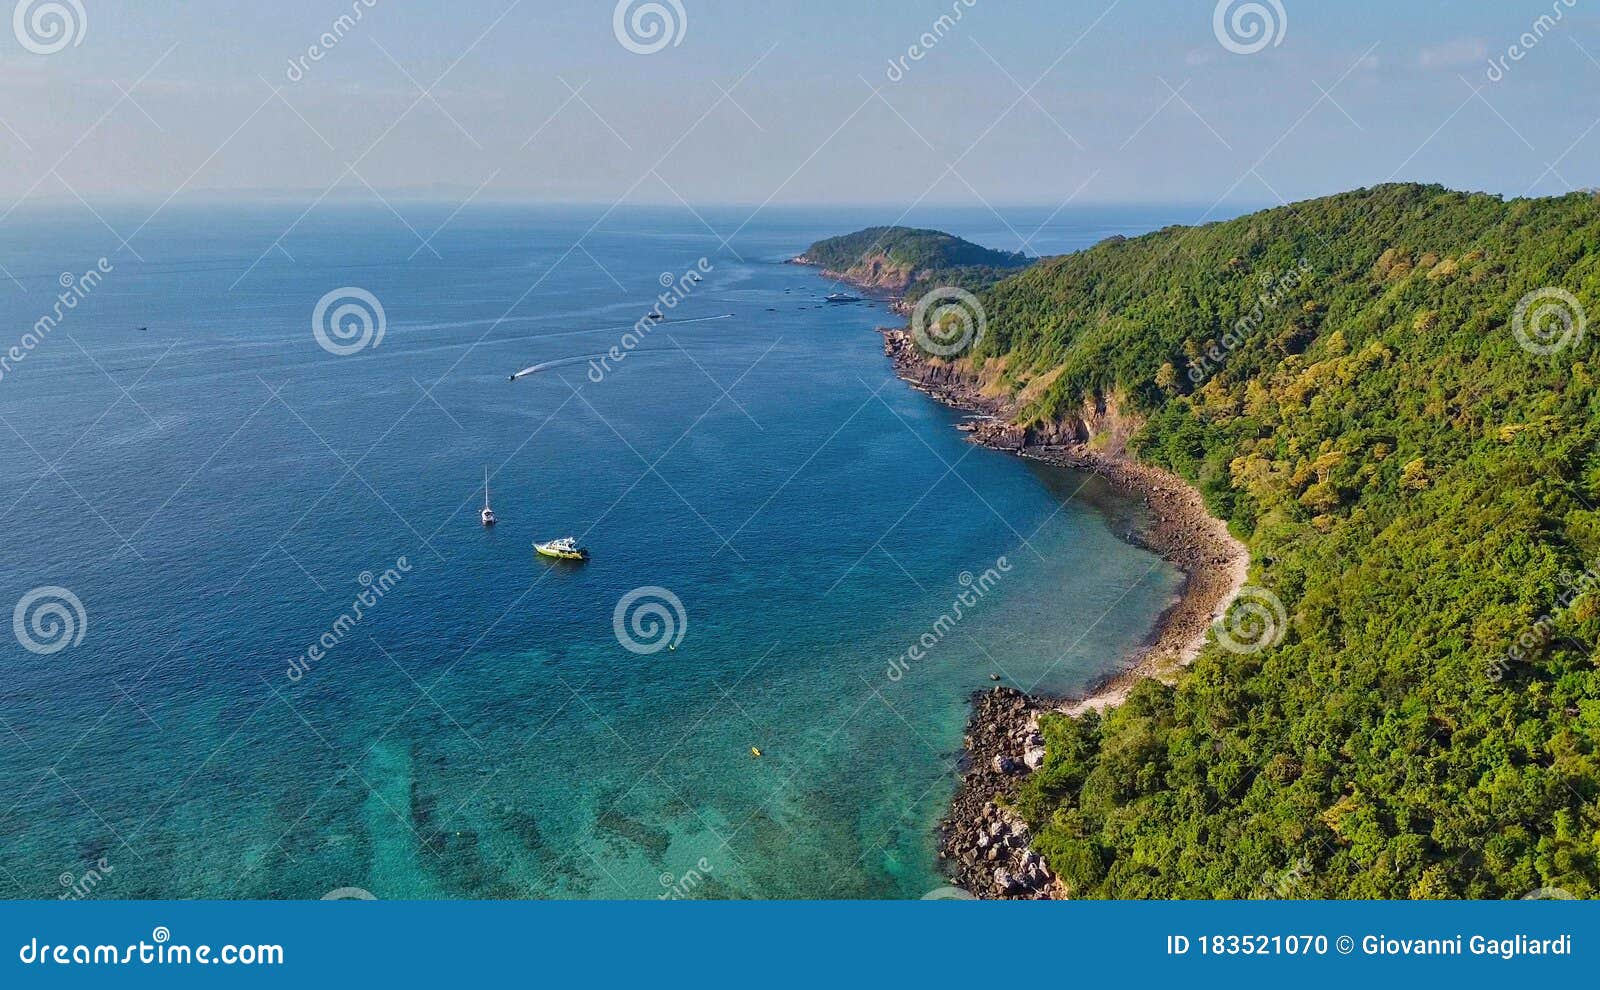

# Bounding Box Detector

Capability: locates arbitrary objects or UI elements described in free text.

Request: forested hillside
[797,226,1030,303]
[976,183,1600,897]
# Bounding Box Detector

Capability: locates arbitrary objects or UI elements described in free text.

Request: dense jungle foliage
[979,183,1600,898]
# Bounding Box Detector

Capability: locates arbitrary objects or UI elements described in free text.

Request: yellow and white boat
[534,536,588,561]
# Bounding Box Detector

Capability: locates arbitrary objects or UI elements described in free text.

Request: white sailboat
[480,467,496,527]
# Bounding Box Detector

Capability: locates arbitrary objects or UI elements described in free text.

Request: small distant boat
[750,746,762,758]
[648,310,665,321]
[137,326,149,332]
[480,467,496,527]
[534,536,587,561]
[825,292,859,303]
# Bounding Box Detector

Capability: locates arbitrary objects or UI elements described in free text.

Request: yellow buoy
[750,746,762,758]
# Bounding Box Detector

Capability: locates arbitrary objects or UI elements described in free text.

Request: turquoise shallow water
[0,204,1183,898]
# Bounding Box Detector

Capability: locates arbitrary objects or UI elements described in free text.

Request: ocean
[0,202,1187,898]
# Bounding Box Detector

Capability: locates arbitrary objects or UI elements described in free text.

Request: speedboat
[534,537,587,561]
[825,292,859,303]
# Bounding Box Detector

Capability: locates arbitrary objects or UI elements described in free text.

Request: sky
[0,0,1595,211]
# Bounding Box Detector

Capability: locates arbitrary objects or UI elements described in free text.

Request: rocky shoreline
[876,328,1250,898]
[788,256,914,314]
[938,687,1060,898]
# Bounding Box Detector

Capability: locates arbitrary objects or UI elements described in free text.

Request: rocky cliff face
[791,251,918,293]
[881,329,1137,452]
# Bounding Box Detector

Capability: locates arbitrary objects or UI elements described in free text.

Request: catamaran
[534,536,587,561]
[480,467,496,527]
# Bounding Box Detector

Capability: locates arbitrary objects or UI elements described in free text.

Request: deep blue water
[0,204,1183,898]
